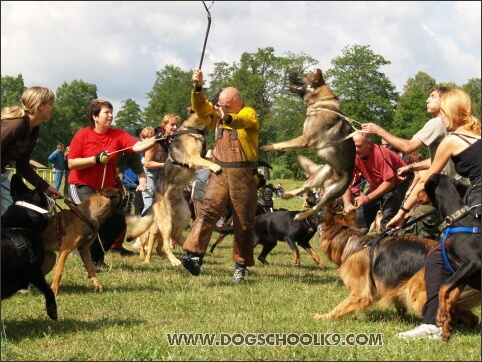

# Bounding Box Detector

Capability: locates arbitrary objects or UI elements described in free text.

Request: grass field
[1,179,480,361]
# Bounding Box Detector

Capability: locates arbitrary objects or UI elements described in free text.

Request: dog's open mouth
[286,72,306,95]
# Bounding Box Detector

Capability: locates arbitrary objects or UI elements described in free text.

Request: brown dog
[260,69,356,221]
[126,112,221,266]
[41,187,121,296]
[314,200,480,329]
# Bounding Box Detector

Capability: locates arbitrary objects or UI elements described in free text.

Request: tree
[144,65,193,127]
[114,98,145,133]
[389,71,437,157]
[462,78,481,120]
[1,74,25,107]
[35,80,97,165]
[324,45,399,132]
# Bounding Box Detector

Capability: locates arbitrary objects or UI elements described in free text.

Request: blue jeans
[141,168,161,214]
[53,170,64,191]
[1,169,12,216]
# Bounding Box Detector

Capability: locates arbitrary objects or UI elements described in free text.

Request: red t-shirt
[354,144,406,193]
[68,127,137,190]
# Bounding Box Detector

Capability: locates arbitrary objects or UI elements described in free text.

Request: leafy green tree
[35,80,97,165]
[144,65,193,127]
[325,45,399,132]
[114,98,145,133]
[462,78,481,120]
[390,71,437,156]
[1,74,25,107]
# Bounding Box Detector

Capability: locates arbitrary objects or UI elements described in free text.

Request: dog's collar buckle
[438,205,471,232]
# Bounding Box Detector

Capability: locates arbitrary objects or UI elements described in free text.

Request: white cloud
[2,1,480,114]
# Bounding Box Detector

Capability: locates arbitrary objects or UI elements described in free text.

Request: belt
[214,159,257,169]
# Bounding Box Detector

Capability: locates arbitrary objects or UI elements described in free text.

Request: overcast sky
[2,1,480,115]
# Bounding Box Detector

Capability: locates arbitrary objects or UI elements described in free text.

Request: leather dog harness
[53,198,97,247]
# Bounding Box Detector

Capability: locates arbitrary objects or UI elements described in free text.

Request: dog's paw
[260,144,274,152]
[170,258,182,267]
[211,164,222,173]
[282,191,297,199]
[313,313,329,320]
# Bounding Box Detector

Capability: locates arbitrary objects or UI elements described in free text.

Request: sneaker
[110,246,135,256]
[397,324,442,340]
[231,268,246,284]
[182,255,202,276]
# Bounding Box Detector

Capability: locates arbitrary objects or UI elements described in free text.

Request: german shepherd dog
[260,69,356,221]
[421,173,481,341]
[126,112,221,266]
[1,174,57,320]
[41,187,121,296]
[314,199,480,329]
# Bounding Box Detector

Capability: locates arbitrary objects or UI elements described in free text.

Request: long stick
[198,1,213,70]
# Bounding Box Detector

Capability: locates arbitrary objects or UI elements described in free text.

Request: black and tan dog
[1,174,57,320]
[260,69,356,221]
[41,187,121,296]
[126,112,221,266]
[421,173,481,341]
[314,199,480,330]
[253,209,325,269]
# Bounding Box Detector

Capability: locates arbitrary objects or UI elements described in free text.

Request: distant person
[63,146,71,197]
[1,86,60,215]
[142,114,180,214]
[48,142,66,191]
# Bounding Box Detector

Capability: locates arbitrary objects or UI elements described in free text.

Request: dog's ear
[416,189,431,205]
[10,174,30,200]
[314,69,325,87]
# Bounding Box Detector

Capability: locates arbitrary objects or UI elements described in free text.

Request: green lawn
[1,178,480,361]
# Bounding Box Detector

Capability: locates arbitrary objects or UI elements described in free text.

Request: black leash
[364,208,439,248]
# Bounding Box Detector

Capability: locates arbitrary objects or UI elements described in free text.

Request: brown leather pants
[183,167,257,266]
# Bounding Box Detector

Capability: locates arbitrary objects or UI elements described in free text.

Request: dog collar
[15,201,49,214]
[438,205,470,232]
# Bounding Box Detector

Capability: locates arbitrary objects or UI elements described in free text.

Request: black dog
[1,174,57,320]
[422,173,481,341]
[253,209,325,269]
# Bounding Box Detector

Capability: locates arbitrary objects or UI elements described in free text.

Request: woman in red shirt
[68,99,159,269]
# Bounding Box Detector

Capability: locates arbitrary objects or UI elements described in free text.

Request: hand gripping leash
[198,1,214,70]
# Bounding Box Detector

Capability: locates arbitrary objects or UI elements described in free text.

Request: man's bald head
[218,87,243,114]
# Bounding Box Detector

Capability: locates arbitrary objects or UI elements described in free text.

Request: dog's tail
[125,212,154,241]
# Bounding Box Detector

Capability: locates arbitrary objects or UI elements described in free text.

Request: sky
[2,1,480,116]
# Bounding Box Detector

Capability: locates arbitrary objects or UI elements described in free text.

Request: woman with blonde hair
[141,114,180,214]
[391,88,481,339]
[1,86,60,215]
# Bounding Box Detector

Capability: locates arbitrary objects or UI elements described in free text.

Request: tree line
[2,45,480,180]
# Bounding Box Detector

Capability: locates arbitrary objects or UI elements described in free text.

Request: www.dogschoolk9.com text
[166,333,383,346]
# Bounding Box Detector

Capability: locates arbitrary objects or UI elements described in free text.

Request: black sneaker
[110,246,135,256]
[231,268,246,284]
[182,255,203,276]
